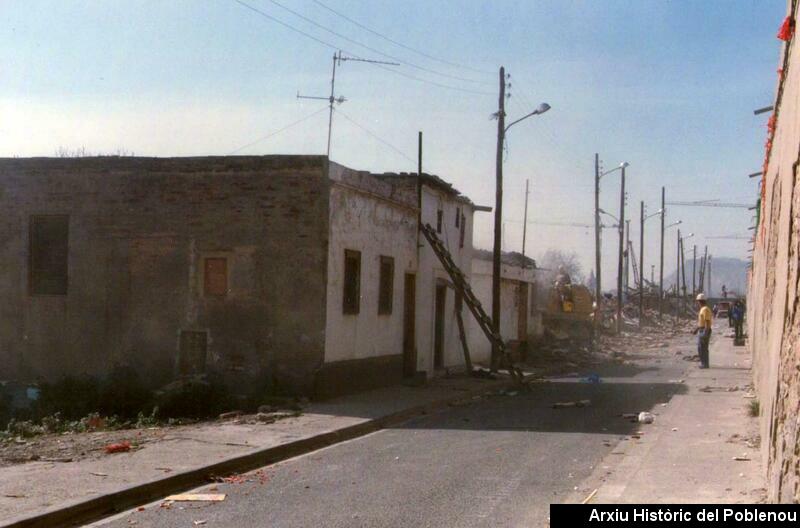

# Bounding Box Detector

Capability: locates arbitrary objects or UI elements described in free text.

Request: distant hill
[665,256,748,298]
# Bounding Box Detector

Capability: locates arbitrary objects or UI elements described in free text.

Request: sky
[0,0,785,287]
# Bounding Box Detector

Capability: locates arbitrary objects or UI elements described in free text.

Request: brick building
[0,156,484,398]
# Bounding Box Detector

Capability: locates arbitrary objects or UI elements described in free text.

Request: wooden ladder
[419,223,524,383]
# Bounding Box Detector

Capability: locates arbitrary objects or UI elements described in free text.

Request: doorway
[434,284,446,370]
[403,273,417,377]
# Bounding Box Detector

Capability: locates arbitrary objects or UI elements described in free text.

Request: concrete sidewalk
[571,321,766,503]
[0,375,512,527]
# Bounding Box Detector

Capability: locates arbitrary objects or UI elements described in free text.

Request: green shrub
[155,375,233,419]
[98,366,154,419]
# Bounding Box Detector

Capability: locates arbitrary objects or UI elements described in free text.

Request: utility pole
[521,179,530,268]
[639,201,645,327]
[616,165,626,334]
[708,254,713,298]
[491,66,506,370]
[680,237,687,299]
[594,154,602,305]
[692,244,697,297]
[625,220,631,296]
[418,131,422,175]
[659,187,665,319]
[651,264,655,283]
[676,228,681,321]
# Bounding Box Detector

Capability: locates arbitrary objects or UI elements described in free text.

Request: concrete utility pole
[676,228,681,321]
[521,179,530,268]
[708,254,713,298]
[659,187,665,319]
[639,201,645,327]
[594,154,601,304]
[680,237,687,299]
[624,220,631,296]
[616,165,626,333]
[491,66,506,371]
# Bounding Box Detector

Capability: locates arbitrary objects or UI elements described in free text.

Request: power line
[231,0,493,96]
[312,0,494,76]
[227,105,329,154]
[334,108,416,165]
[265,0,491,85]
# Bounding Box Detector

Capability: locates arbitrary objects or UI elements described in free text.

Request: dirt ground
[0,411,300,468]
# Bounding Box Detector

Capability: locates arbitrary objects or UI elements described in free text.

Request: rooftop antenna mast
[297,50,399,159]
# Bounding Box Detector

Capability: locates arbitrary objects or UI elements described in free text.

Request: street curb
[2,377,515,528]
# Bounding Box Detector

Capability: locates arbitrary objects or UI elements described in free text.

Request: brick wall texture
[0,156,330,395]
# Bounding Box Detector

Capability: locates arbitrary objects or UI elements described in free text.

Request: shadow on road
[391,377,689,436]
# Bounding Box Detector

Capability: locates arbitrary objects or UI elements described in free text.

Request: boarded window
[459,214,466,248]
[455,207,461,227]
[29,215,69,295]
[178,330,207,375]
[378,255,394,315]
[436,209,443,233]
[204,257,228,297]
[343,249,361,314]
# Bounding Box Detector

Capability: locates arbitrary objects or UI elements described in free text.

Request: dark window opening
[378,255,394,315]
[459,214,466,248]
[436,209,443,233]
[204,257,228,297]
[343,249,361,314]
[29,215,69,295]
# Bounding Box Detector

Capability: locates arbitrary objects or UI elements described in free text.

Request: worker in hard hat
[692,293,713,368]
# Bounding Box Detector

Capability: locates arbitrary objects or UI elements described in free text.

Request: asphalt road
[95,348,689,528]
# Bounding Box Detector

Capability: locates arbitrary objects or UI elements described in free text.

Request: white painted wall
[467,258,543,365]
[415,184,478,375]
[323,165,418,363]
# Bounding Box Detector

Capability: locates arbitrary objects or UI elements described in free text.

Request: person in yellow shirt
[692,293,713,368]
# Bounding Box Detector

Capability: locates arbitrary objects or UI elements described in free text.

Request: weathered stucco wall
[468,258,543,365]
[417,185,476,374]
[318,164,418,395]
[0,156,330,395]
[748,0,800,503]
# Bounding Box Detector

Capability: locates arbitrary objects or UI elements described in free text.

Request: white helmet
[696,293,706,301]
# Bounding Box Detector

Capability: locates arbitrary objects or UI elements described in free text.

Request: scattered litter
[3,493,26,498]
[552,400,591,409]
[89,472,109,477]
[505,391,519,397]
[621,413,638,420]
[104,441,131,454]
[668,379,685,384]
[637,412,655,424]
[155,467,173,472]
[583,373,602,384]
[743,393,756,399]
[672,428,678,432]
[164,494,226,502]
[193,521,207,526]
[733,456,751,461]
[219,410,243,420]
[581,489,598,504]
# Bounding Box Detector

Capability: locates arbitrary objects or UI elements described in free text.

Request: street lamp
[492,66,549,370]
[594,162,629,334]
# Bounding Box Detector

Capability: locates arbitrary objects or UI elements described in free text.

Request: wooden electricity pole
[491,66,506,371]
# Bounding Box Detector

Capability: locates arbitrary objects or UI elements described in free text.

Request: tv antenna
[297,50,399,159]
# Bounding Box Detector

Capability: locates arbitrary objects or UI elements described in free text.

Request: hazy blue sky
[0,1,785,285]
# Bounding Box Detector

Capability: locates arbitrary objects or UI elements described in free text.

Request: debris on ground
[638,412,655,424]
[104,441,131,454]
[553,400,591,409]
[164,493,226,502]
